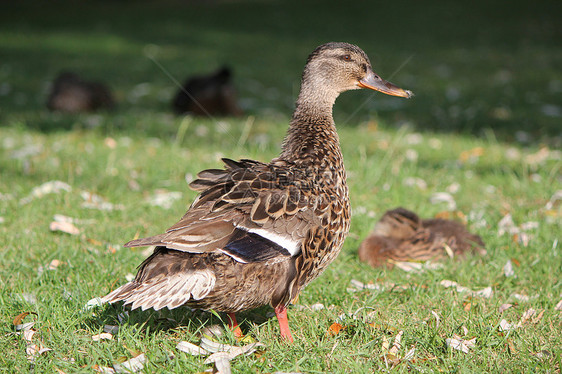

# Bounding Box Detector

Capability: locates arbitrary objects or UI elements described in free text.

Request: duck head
[299,42,413,104]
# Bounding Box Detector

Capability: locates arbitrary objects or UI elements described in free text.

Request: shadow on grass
[84,302,273,339]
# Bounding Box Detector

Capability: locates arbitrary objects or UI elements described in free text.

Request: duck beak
[358,70,413,98]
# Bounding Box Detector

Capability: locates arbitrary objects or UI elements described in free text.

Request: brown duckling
[359,207,486,268]
[172,66,242,116]
[47,71,115,113]
[103,43,412,342]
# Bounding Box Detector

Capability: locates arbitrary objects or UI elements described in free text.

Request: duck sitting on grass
[359,207,486,268]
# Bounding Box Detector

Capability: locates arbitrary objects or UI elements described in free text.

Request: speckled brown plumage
[103,42,412,342]
[358,207,486,268]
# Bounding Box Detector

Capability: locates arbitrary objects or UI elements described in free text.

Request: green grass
[1,0,561,372]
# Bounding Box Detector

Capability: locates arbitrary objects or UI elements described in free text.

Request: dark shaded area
[0,0,560,143]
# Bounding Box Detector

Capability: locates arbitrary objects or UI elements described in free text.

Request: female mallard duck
[358,207,486,268]
[103,42,412,342]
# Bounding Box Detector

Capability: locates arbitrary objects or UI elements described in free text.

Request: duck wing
[124,158,319,264]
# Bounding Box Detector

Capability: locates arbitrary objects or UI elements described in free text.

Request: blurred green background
[0,0,561,142]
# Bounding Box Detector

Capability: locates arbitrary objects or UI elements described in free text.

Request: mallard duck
[47,71,115,113]
[103,42,412,342]
[172,66,243,116]
[358,207,486,268]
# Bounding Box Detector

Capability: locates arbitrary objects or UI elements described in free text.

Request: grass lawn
[1,0,561,372]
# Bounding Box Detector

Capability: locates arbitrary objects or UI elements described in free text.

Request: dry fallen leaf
[92,333,113,341]
[498,303,514,313]
[392,261,443,273]
[555,299,562,311]
[104,325,119,334]
[516,308,536,327]
[498,319,514,332]
[327,323,345,336]
[146,190,182,209]
[429,192,457,211]
[20,180,72,205]
[446,334,476,353]
[389,331,403,356]
[176,341,209,356]
[81,191,124,211]
[49,221,80,235]
[440,280,493,298]
[503,260,515,277]
[113,353,146,373]
[459,147,484,163]
[431,311,440,329]
[83,297,105,310]
[203,342,264,364]
[93,364,116,373]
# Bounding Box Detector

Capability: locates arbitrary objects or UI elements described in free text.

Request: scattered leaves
[440,280,493,298]
[81,191,124,211]
[146,189,182,209]
[49,221,80,235]
[20,180,72,205]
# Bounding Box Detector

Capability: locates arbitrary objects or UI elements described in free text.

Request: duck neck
[279,85,343,167]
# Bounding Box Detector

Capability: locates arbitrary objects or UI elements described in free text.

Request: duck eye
[343,55,351,61]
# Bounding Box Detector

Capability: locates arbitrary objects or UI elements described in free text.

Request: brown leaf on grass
[555,299,562,311]
[92,333,113,341]
[389,331,403,356]
[20,181,72,205]
[516,308,540,327]
[498,303,514,313]
[37,259,64,276]
[440,280,493,298]
[81,191,124,211]
[506,339,516,355]
[459,147,484,163]
[446,334,476,353]
[49,221,80,235]
[104,137,117,149]
[499,319,514,332]
[13,311,37,327]
[113,353,146,373]
[203,342,265,364]
[176,341,209,356]
[93,364,115,373]
[26,343,52,361]
[87,238,103,246]
[327,323,345,336]
[429,192,456,211]
[503,260,515,277]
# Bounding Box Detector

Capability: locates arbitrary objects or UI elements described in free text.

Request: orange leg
[227,312,243,338]
[274,305,294,343]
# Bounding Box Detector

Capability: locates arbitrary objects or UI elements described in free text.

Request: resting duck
[103,42,412,342]
[47,71,115,113]
[358,207,486,268]
[172,66,243,116]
